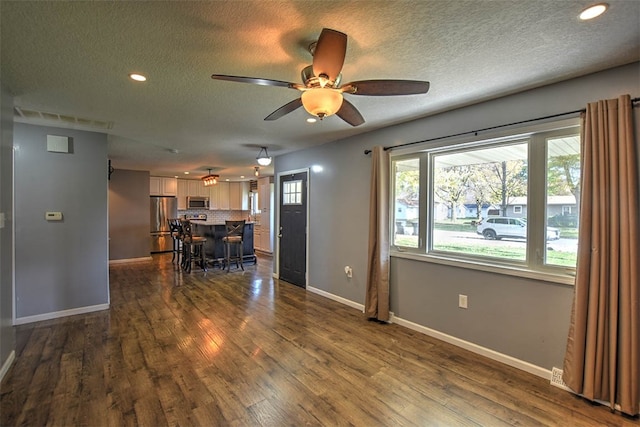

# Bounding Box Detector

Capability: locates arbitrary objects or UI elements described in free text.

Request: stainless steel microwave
[187,197,209,209]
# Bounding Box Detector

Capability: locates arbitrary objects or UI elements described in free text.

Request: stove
[185,214,207,220]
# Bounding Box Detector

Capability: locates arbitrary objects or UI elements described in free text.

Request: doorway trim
[275,167,309,287]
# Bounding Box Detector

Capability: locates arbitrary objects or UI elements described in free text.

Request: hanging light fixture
[202,169,219,186]
[301,88,343,120]
[254,166,260,177]
[256,147,272,166]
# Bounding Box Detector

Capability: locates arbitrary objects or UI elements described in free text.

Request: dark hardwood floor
[1,254,638,426]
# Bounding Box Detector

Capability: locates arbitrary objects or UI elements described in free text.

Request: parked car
[476,217,560,240]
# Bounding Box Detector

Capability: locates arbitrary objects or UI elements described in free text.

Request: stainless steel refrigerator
[150,196,178,253]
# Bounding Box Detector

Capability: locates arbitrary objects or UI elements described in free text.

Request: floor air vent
[550,367,570,390]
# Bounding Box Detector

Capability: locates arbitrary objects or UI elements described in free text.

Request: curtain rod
[364,96,640,155]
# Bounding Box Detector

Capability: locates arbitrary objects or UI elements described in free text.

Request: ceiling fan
[211,28,430,127]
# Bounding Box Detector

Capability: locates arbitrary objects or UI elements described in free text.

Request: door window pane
[283,180,303,205]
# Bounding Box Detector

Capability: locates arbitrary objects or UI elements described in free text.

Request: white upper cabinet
[187,180,200,197]
[177,179,188,210]
[210,181,230,210]
[198,182,210,197]
[229,182,249,210]
[150,176,177,196]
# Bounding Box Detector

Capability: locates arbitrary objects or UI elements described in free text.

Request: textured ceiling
[1,1,639,179]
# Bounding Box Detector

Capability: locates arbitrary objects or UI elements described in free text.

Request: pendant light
[202,169,219,186]
[254,166,260,177]
[256,147,272,166]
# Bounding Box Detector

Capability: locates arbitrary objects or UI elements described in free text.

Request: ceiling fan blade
[341,80,430,96]
[336,99,365,127]
[264,98,303,121]
[312,28,347,82]
[211,74,304,90]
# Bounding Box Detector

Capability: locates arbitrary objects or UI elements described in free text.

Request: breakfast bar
[191,221,257,267]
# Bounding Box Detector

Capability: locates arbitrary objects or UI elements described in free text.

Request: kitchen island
[191,221,256,267]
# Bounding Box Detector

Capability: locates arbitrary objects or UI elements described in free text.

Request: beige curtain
[365,146,390,321]
[563,95,639,416]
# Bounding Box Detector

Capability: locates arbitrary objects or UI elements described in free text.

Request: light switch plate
[458,294,468,309]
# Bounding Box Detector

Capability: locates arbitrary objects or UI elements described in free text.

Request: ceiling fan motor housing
[301,65,341,88]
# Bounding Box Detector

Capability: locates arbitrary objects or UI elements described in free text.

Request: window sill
[390,250,576,286]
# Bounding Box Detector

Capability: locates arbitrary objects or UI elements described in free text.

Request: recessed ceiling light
[306,117,317,123]
[579,3,608,20]
[240,175,245,179]
[184,171,189,175]
[129,73,147,82]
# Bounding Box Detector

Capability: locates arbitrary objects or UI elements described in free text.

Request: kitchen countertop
[189,220,257,226]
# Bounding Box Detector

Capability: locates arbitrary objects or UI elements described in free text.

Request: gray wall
[0,85,14,370]
[108,169,150,260]
[14,123,109,320]
[275,62,640,371]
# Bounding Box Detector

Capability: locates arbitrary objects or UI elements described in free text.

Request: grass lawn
[394,234,577,267]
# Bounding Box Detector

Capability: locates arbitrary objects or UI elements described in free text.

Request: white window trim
[390,118,580,284]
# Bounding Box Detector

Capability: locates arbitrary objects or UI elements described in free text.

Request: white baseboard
[306,286,551,381]
[0,350,15,383]
[307,286,365,312]
[390,314,552,380]
[14,303,109,325]
[109,256,153,264]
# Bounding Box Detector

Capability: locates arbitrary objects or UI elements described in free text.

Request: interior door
[278,171,307,287]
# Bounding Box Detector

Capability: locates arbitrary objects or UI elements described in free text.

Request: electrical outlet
[458,294,468,309]
[344,266,353,278]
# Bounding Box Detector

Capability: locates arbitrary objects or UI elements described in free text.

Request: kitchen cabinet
[210,181,230,210]
[256,177,273,253]
[191,222,256,266]
[150,176,177,196]
[254,228,263,251]
[198,182,210,197]
[177,180,188,210]
[229,182,249,210]
[187,180,209,197]
[254,224,273,253]
[178,179,210,209]
[258,177,271,212]
[209,181,249,211]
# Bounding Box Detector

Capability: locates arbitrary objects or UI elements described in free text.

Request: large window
[392,123,580,279]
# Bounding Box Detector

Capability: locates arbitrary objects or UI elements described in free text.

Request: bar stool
[222,220,245,272]
[180,220,207,273]
[167,218,182,264]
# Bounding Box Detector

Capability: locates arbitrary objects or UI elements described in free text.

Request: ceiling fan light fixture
[256,147,272,166]
[202,169,219,186]
[301,88,343,119]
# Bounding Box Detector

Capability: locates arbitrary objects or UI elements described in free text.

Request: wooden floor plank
[1,253,638,426]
